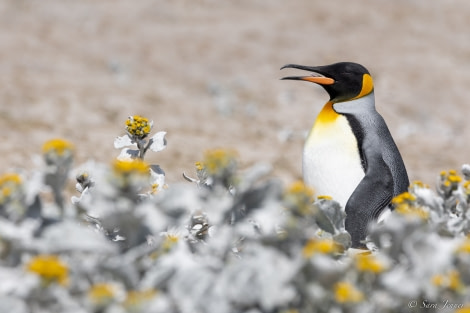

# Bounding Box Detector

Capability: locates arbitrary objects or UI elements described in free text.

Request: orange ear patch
[353,74,374,99]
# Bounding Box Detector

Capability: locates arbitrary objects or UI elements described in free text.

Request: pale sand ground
[1,0,470,188]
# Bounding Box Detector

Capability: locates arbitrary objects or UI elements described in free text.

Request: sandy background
[1,0,470,188]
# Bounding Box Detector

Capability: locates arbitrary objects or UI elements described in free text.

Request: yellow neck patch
[315,101,339,124]
[352,74,374,100]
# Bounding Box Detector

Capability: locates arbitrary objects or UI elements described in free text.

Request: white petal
[148,131,167,152]
[114,135,134,149]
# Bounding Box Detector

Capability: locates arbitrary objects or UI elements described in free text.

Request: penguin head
[281,62,374,103]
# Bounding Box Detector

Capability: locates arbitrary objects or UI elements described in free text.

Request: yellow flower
[447,271,462,291]
[0,173,22,202]
[395,203,429,220]
[27,255,68,286]
[124,289,157,309]
[0,173,22,186]
[448,174,462,183]
[334,281,364,303]
[392,192,428,220]
[111,159,151,191]
[391,192,416,205]
[302,238,339,257]
[455,307,470,313]
[440,170,463,192]
[42,138,74,156]
[355,253,386,274]
[126,115,152,138]
[112,159,149,176]
[317,195,333,200]
[412,180,430,189]
[456,237,470,254]
[203,149,238,175]
[284,181,315,215]
[151,183,159,194]
[162,233,179,251]
[88,283,115,305]
[449,169,458,176]
[432,274,445,286]
[431,270,463,291]
[287,181,314,198]
[463,181,470,198]
[195,161,204,171]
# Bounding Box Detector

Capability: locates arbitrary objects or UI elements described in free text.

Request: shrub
[0,115,469,313]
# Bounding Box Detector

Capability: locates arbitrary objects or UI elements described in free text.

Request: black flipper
[345,155,393,248]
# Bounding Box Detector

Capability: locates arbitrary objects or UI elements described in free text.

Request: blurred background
[1,0,469,186]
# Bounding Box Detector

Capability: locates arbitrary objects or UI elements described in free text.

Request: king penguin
[281,62,409,248]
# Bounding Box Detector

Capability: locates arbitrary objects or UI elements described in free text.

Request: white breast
[303,114,365,209]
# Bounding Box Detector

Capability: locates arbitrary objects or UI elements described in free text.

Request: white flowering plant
[1,115,470,313]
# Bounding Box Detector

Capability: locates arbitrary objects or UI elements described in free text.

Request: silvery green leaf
[462,164,470,180]
[70,195,81,205]
[24,171,43,206]
[41,220,116,253]
[100,210,152,249]
[114,135,134,148]
[368,214,423,260]
[117,148,139,160]
[50,286,89,313]
[229,180,281,224]
[0,218,38,243]
[312,205,335,234]
[0,267,39,297]
[170,265,229,313]
[305,283,329,306]
[216,243,298,312]
[204,187,234,225]
[0,296,28,313]
[309,254,349,286]
[71,186,90,205]
[403,232,459,278]
[100,257,140,290]
[150,164,165,176]
[246,201,284,236]
[145,294,173,313]
[237,163,272,192]
[413,186,443,215]
[25,195,42,219]
[333,231,351,250]
[136,202,168,235]
[381,265,421,299]
[199,224,234,258]
[148,131,167,152]
[150,165,166,191]
[154,184,199,220]
[315,199,345,232]
[140,264,177,290]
